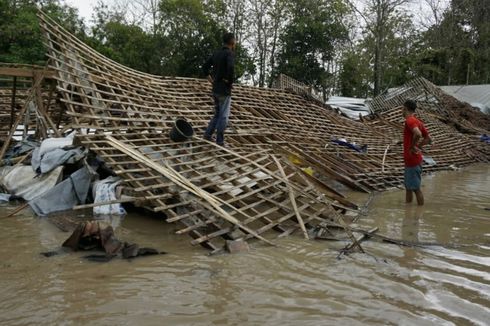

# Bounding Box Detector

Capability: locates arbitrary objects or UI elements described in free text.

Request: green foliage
[339,51,371,98]
[274,0,348,93]
[2,0,489,92]
[88,0,254,79]
[158,0,223,76]
[412,0,490,85]
[0,0,85,65]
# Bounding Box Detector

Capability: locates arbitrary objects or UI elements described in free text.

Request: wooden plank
[0,67,56,78]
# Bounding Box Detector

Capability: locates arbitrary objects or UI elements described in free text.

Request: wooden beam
[272,155,309,240]
[0,67,56,79]
[9,76,17,129]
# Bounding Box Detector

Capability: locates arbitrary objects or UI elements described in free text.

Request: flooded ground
[0,164,489,325]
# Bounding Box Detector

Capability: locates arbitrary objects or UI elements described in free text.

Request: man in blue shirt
[202,33,236,146]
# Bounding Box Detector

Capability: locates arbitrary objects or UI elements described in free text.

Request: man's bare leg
[406,190,413,203]
[414,189,424,206]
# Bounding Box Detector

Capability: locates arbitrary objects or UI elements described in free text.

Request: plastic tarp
[31,146,86,174]
[30,132,86,174]
[92,176,126,217]
[38,133,75,156]
[3,140,39,160]
[29,166,92,216]
[326,96,371,120]
[0,165,63,201]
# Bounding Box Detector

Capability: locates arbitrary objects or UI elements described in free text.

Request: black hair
[403,99,417,112]
[223,32,235,45]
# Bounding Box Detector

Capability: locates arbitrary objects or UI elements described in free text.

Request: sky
[66,0,449,29]
[65,0,102,22]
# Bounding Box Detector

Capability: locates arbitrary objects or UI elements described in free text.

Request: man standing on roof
[202,32,236,146]
[402,100,431,206]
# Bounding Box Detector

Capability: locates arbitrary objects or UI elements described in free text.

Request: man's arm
[224,52,234,85]
[411,127,423,153]
[419,135,432,147]
[202,55,213,83]
[419,125,431,148]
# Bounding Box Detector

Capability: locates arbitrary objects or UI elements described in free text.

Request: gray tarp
[3,140,38,160]
[0,165,63,201]
[29,166,92,216]
[31,146,87,174]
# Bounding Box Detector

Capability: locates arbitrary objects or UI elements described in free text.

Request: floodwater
[0,165,489,325]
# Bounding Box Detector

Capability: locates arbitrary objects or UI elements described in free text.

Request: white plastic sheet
[0,165,63,201]
[92,176,126,217]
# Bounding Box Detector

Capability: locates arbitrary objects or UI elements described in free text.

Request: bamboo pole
[0,202,29,219]
[272,155,309,240]
[72,197,144,210]
[9,76,17,129]
[105,135,276,246]
[0,66,51,161]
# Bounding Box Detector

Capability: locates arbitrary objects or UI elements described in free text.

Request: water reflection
[402,206,423,243]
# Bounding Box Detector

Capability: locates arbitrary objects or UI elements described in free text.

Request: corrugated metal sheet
[440,85,490,113]
[326,96,371,120]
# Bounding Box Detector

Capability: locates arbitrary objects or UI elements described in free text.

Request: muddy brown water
[0,164,489,325]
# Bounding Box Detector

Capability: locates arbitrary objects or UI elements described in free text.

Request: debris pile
[0,11,488,253]
[369,77,490,134]
[62,221,164,261]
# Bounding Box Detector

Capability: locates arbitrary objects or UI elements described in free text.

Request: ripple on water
[0,165,489,325]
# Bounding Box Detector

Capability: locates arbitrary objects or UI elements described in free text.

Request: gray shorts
[404,165,422,190]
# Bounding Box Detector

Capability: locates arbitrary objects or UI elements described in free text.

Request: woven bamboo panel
[80,133,346,250]
[38,10,489,193]
[37,8,488,206]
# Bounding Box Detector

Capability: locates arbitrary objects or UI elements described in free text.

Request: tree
[273,0,349,98]
[339,50,371,98]
[0,0,85,65]
[348,0,412,95]
[414,0,490,85]
[88,2,163,74]
[157,0,222,77]
[247,0,288,87]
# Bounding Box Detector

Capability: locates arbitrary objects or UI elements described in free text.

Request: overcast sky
[67,0,449,28]
[65,0,101,21]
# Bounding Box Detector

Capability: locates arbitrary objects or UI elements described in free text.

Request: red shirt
[404,115,429,167]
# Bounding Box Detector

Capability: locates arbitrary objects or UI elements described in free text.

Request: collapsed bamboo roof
[1,11,487,250]
[369,77,490,134]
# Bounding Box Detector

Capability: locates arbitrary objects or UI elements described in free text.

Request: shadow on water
[0,164,489,325]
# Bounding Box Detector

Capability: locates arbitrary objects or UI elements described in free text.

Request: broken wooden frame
[0,63,66,162]
[79,133,343,251]
[31,10,489,250]
[0,65,63,161]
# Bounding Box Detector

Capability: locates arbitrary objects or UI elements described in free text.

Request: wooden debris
[0,63,63,162]
[226,239,250,254]
[0,10,478,252]
[341,227,379,253]
[0,202,29,219]
[272,155,309,240]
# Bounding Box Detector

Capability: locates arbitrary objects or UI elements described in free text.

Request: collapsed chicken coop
[1,11,489,252]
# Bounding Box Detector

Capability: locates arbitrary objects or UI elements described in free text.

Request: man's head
[402,99,417,117]
[223,32,236,51]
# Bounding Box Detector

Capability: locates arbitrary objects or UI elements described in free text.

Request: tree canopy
[1,0,489,98]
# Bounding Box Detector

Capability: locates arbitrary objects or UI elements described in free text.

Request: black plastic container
[169,119,194,142]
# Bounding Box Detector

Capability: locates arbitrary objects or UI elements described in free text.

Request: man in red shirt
[402,100,431,206]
